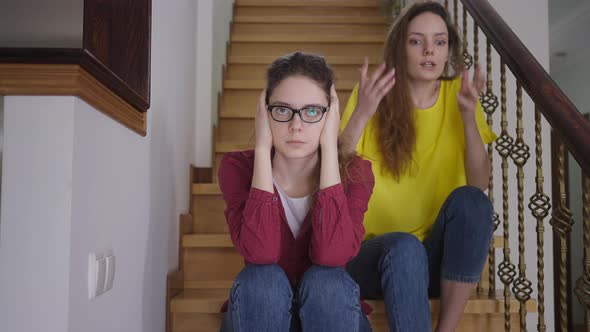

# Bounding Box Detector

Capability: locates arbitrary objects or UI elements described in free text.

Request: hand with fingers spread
[355,57,396,119]
[255,89,273,151]
[456,65,485,118]
[320,84,341,148]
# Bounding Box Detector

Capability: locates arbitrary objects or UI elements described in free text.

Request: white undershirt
[273,180,311,238]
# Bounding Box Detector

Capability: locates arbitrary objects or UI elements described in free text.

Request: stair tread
[182,228,504,249]
[171,289,536,314]
[224,79,357,90]
[228,42,383,65]
[235,0,380,8]
[231,23,386,43]
[234,7,385,24]
[183,233,233,248]
[220,90,352,120]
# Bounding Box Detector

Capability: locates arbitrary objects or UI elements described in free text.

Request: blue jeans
[346,186,494,332]
[220,264,372,332]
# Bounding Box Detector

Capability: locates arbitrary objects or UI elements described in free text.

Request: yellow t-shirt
[340,77,497,241]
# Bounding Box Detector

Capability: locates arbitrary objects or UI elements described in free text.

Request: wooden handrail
[461,0,590,174]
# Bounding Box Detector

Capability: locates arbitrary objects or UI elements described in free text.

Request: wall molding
[0,63,146,136]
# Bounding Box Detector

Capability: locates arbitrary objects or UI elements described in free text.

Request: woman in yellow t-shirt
[340,2,497,332]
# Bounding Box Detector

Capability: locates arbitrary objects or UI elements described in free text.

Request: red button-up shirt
[217,150,375,313]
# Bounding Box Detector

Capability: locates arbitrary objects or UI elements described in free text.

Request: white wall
[0,0,83,48]
[0,0,197,331]
[551,34,590,328]
[0,97,75,332]
[194,0,234,167]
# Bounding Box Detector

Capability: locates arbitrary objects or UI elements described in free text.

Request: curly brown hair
[377,2,463,178]
[265,52,359,189]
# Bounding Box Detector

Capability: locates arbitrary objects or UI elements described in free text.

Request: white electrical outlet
[88,250,114,299]
[104,255,115,292]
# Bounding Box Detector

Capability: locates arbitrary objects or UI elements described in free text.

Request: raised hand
[255,89,273,151]
[356,57,396,119]
[320,84,341,148]
[457,65,485,117]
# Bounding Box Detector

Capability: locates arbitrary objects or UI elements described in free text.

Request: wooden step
[224,78,358,90]
[171,289,534,314]
[172,310,523,332]
[225,63,372,82]
[171,289,536,332]
[231,23,387,43]
[182,213,505,250]
[184,280,234,289]
[183,247,244,284]
[234,6,385,24]
[228,42,383,65]
[220,89,352,120]
[235,0,380,8]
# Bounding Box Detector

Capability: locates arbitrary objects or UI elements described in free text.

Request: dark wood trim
[0,48,148,112]
[552,130,573,332]
[83,0,151,107]
[461,0,590,175]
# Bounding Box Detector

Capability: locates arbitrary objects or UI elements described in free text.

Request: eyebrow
[408,32,448,37]
[268,101,328,108]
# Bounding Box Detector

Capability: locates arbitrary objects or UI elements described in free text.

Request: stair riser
[217,119,255,144]
[191,196,228,233]
[173,312,522,332]
[184,248,244,283]
[235,0,380,7]
[228,42,384,65]
[234,6,384,24]
[173,313,222,332]
[220,90,352,119]
[225,63,376,82]
[231,23,387,43]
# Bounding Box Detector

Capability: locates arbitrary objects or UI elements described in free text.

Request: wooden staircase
[168,0,536,330]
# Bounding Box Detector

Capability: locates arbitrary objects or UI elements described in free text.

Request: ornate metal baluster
[510,82,532,331]
[481,40,499,297]
[496,61,516,332]
[550,134,574,331]
[473,22,479,68]
[454,0,458,31]
[462,7,473,69]
[528,106,550,332]
[575,173,590,330]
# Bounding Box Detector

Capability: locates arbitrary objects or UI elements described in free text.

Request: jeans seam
[442,271,481,283]
[381,254,401,331]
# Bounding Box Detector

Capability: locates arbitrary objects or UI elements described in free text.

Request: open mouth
[421,61,436,69]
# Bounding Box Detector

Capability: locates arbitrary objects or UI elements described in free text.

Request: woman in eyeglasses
[218,52,375,332]
[340,2,497,332]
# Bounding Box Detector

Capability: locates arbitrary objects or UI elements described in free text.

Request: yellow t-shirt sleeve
[474,100,498,144]
[339,83,359,133]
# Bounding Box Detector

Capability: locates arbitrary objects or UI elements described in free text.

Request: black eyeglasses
[267,105,328,123]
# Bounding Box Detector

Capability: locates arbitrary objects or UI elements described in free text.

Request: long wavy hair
[377,2,463,178]
[266,52,357,190]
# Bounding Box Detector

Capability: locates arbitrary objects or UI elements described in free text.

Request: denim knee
[446,186,494,239]
[378,233,429,285]
[298,265,359,307]
[230,264,292,308]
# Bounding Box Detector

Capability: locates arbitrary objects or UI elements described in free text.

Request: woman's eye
[304,107,319,117]
[435,40,447,46]
[409,39,422,46]
[276,107,290,115]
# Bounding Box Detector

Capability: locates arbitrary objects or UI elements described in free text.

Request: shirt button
[319,192,325,198]
[272,196,278,201]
